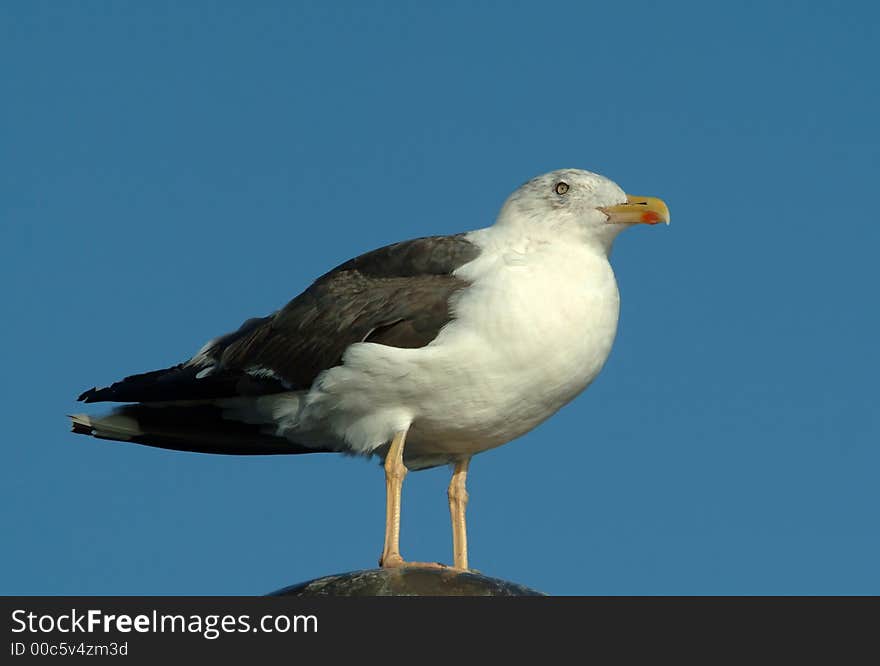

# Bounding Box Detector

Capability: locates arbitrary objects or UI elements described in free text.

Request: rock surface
[269,567,545,597]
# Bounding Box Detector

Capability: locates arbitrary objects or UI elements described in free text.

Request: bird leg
[379,429,446,569]
[448,457,471,570]
[379,430,408,568]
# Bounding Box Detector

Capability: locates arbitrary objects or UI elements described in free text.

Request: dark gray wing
[78,235,480,403]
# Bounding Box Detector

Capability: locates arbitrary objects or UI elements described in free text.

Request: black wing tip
[77,387,103,403]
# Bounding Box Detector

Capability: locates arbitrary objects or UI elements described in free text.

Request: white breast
[405,231,620,453]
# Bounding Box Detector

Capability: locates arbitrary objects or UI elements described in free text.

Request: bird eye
[555,181,569,195]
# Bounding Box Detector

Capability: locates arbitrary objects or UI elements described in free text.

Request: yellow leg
[378,430,447,569]
[448,457,471,570]
[379,430,408,568]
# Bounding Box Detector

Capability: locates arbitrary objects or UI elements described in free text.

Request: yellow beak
[601,195,670,225]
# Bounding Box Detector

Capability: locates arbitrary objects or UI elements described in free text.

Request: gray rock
[269,568,545,597]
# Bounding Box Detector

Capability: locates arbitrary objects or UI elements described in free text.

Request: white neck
[489,204,626,258]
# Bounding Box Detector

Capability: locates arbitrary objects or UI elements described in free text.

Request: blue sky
[2,1,878,595]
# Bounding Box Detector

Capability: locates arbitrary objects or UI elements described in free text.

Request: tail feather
[69,403,329,456]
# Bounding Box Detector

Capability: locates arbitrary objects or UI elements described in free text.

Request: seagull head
[496,168,669,253]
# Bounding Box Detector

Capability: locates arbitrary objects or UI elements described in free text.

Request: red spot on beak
[641,211,661,224]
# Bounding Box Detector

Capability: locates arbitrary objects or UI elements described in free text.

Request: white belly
[287,240,621,467]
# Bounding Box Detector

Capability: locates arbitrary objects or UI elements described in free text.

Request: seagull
[71,168,668,571]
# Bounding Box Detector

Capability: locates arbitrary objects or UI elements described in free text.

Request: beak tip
[611,195,670,226]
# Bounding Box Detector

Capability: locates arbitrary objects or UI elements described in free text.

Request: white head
[495,168,669,254]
